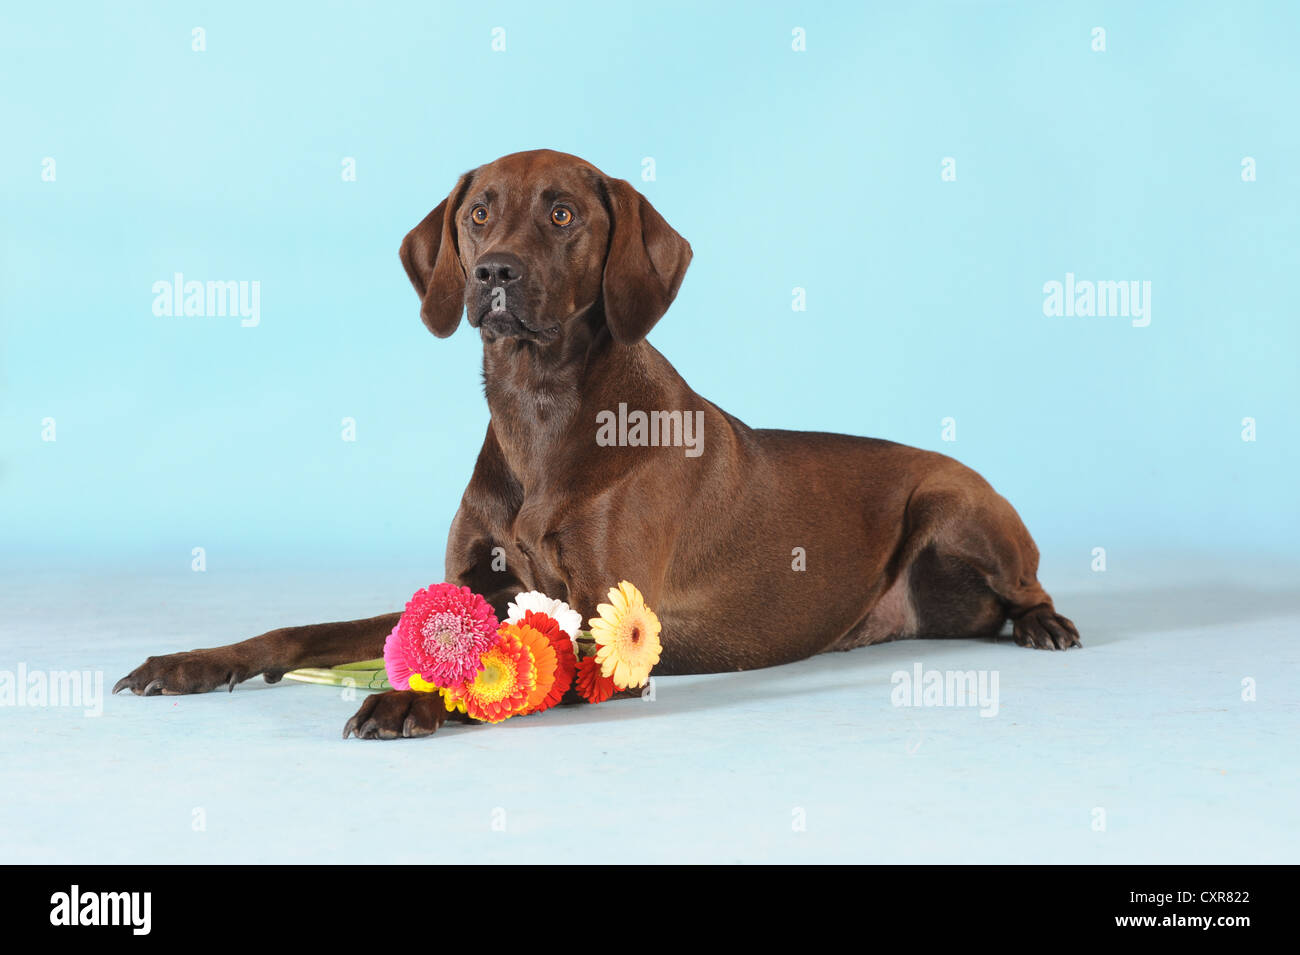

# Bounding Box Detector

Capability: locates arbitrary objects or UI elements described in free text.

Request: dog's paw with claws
[114,650,255,696]
[343,690,458,740]
[1012,607,1082,650]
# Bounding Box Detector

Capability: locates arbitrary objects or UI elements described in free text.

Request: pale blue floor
[2,558,1297,864]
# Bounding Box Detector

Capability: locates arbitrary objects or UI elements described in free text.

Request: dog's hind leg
[899,473,1081,650]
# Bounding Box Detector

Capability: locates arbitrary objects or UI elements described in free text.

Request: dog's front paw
[1012,607,1081,650]
[113,649,256,695]
[343,690,455,740]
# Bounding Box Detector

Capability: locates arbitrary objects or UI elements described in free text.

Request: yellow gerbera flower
[440,685,468,715]
[408,673,438,693]
[411,671,468,715]
[589,580,661,689]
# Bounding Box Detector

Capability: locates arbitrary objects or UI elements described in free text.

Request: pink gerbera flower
[384,583,499,690]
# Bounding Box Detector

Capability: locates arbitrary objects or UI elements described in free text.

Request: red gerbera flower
[521,610,577,713]
[574,656,617,704]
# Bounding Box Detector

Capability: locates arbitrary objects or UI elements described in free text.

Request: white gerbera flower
[506,590,584,644]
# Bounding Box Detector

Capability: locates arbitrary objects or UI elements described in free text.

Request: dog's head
[399,150,692,346]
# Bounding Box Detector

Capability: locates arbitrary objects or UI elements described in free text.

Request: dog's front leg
[341,688,481,740]
[114,613,399,696]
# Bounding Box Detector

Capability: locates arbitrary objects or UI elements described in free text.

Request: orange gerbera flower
[574,656,617,704]
[589,580,661,689]
[514,621,558,715]
[455,625,536,723]
[520,610,577,713]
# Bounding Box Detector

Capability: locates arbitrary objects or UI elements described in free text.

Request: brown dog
[115,149,1079,738]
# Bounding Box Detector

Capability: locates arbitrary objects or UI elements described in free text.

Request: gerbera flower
[574,656,617,704]
[589,580,661,690]
[514,622,558,715]
[519,610,576,713]
[506,590,584,641]
[441,684,468,715]
[457,625,536,723]
[385,583,498,690]
[408,672,438,692]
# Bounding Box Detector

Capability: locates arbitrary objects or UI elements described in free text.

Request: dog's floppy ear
[400,171,474,337]
[601,177,693,345]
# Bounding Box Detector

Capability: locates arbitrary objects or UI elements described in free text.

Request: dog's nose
[473,252,526,286]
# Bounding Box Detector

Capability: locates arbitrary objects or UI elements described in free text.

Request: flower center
[474,657,517,703]
[630,626,641,644]
[421,611,464,650]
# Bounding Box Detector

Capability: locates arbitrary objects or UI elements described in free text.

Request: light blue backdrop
[3,1,1297,576]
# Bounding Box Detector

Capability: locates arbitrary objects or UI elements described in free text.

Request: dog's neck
[480,311,615,488]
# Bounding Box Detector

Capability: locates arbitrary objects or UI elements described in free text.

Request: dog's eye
[470,205,489,224]
[550,206,574,227]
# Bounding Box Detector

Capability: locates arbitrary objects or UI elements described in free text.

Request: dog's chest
[502,497,569,592]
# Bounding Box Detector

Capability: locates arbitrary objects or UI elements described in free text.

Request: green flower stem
[282,665,391,690]
[573,630,598,659]
[332,658,385,670]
